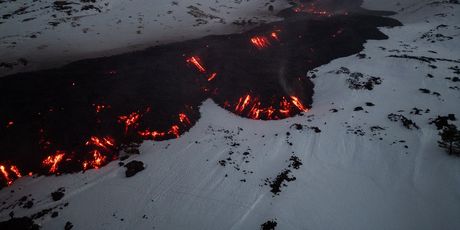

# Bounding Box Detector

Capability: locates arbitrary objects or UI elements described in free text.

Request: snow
[0,0,288,77]
[1,0,460,229]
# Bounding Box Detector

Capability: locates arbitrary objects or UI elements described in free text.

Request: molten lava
[290,96,308,112]
[179,113,191,126]
[235,95,252,113]
[93,104,110,113]
[42,151,65,173]
[83,150,107,170]
[10,165,22,178]
[139,130,166,139]
[231,93,309,120]
[186,56,206,73]
[118,112,141,133]
[86,136,115,150]
[292,2,333,16]
[250,36,271,49]
[0,165,13,185]
[207,72,217,82]
[169,125,180,138]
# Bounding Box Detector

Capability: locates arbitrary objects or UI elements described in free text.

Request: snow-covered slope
[1,0,460,229]
[0,0,288,77]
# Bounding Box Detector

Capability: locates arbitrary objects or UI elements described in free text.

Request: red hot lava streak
[186,56,206,73]
[10,165,22,178]
[0,165,13,185]
[231,93,309,120]
[169,125,180,138]
[42,151,65,173]
[207,72,217,82]
[235,94,252,113]
[138,113,191,140]
[86,136,115,150]
[290,96,308,112]
[250,36,271,49]
[179,113,191,126]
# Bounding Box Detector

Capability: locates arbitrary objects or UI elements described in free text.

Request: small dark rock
[261,219,277,230]
[124,160,145,177]
[65,221,73,230]
[51,190,65,201]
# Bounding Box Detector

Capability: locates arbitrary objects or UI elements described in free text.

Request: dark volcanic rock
[65,221,73,230]
[51,188,65,201]
[268,169,296,195]
[388,113,419,130]
[261,219,277,230]
[430,114,457,130]
[0,217,40,230]
[124,160,145,177]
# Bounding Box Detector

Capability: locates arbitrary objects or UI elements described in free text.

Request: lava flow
[0,0,402,187]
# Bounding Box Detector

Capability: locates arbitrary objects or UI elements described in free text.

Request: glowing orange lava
[10,165,22,178]
[118,112,141,133]
[83,150,107,170]
[279,97,291,116]
[0,165,13,185]
[271,32,279,40]
[86,136,115,150]
[207,72,217,82]
[250,36,270,49]
[93,104,110,113]
[292,3,333,16]
[179,113,191,126]
[186,56,206,73]
[168,125,180,138]
[42,151,65,173]
[290,96,308,112]
[235,95,252,113]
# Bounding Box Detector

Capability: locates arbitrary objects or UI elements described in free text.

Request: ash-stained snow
[1,0,460,229]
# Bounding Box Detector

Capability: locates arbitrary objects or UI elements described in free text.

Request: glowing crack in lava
[186,56,206,73]
[86,136,115,150]
[0,0,402,186]
[231,94,309,120]
[118,112,141,134]
[0,165,22,185]
[83,150,107,170]
[250,36,271,49]
[42,151,65,174]
[250,31,282,49]
[207,72,217,82]
[139,113,191,140]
